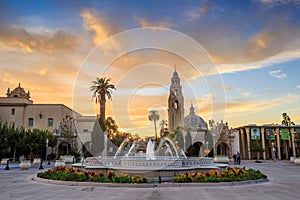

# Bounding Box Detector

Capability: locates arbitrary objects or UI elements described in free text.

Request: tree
[282,113,295,126]
[148,110,160,142]
[106,116,118,139]
[90,77,116,123]
[91,120,105,156]
[0,122,57,160]
[159,119,169,138]
[250,139,265,163]
[174,126,184,150]
[28,129,57,159]
[185,129,192,151]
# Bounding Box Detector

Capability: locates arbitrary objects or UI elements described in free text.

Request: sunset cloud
[1,1,300,135]
[0,25,79,53]
[81,9,118,45]
[138,18,172,28]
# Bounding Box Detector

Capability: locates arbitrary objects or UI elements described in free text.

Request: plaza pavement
[0,160,299,200]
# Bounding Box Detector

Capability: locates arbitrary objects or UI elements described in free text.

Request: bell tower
[168,68,184,134]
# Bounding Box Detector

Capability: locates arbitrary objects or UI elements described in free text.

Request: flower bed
[37,167,147,183]
[174,167,267,183]
[37,166,267,184]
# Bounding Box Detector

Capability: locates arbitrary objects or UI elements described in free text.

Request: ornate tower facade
[168,69,184,134]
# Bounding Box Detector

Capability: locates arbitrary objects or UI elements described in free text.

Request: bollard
[39,159,44,170]
[4,160,10,170]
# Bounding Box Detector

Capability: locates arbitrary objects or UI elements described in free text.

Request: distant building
[0,83,82,157]
[167,69,211,156]
[168,69,184,134]
[236,124,300,160]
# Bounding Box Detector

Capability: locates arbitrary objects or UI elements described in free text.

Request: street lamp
[46,138,50,165]
[271,142,275,161]
[80,141,84,170]
[204,141,210,157]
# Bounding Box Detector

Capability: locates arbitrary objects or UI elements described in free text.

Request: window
[28,118,33,126]
[83,129,89,132]
[48,118,53,126]
[11,108,15,115]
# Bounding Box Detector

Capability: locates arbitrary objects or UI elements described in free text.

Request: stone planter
[55,160,66,167]
[33,158,41,165]
[19,160,31,170]
[294,158,300,165]
[213,156,230,164]
[1,158,9,165]
[60,156,74,164]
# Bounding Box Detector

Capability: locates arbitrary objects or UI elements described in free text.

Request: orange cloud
[138,18,172,28]
[0,26,79,53]
[80,9,121,46]
[81,9,109,45]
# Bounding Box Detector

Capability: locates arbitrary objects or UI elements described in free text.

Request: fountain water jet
[146,138,155,160]
[74,137,227,182]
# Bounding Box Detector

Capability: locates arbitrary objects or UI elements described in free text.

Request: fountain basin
[73,156,227,182]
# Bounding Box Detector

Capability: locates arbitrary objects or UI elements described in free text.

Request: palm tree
[148,110,160,142]
[90,77,116,123]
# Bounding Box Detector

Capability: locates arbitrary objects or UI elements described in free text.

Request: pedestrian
[236,151,241,165]
[233,154,237,164]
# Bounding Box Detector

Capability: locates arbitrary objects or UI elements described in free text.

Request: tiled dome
[184,104,208,131]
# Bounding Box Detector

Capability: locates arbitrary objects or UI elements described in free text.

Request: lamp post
[204,141,210,157]
[46,138,49,165]
[80,141,84,170]
[271,142,275,161]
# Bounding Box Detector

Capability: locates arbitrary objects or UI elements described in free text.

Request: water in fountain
[77,136,225,182]
[146,138,155,160]
[113,138,137,159]
[155,137,180,159]
[123,140,137,159]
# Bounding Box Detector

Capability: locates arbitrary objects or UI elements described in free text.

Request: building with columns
[237,124,300,160]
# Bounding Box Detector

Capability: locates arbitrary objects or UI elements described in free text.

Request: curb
[32,176,269,188]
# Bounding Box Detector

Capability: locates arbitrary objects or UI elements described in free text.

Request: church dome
[184,104,208,131]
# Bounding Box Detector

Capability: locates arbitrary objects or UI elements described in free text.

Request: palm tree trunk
[154,119,157,142]
[99,91,106,122]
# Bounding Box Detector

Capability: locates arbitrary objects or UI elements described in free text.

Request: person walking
[233,154,237,164]
[274,150,278,161]
[236,151,241,165]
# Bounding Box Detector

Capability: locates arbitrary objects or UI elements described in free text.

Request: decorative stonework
[168,69,184,134]
[6,83,30,99]
[184,104,208,132]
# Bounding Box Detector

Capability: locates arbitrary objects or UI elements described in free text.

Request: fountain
[73,137,227,182]
[146,138,155,160]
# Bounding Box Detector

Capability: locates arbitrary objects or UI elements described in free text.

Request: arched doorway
[216,142,229,156]
[58,142,71,156]
[186,142,203,157]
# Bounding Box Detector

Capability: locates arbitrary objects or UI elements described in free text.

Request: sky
[0,0,300,136]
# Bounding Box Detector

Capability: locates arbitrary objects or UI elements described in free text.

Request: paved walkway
[0,160,299,200]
